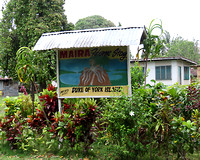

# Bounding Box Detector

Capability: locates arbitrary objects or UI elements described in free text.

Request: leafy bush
[131,62,147,89]
[0,95,36,149]
[171,116,197,159]
[0,82,200,159]
[50,98,99,153]
[0,113,25,149]
[100,82,200,159]
[27,84,58,132]
[0,84,99,155]
[100,87,151,159]
[39,84,58,121]
[3,95,33,118]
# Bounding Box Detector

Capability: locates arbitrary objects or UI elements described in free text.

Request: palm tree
[140,19,164,87]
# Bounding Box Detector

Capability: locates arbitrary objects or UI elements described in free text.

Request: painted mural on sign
[58,46,129,97]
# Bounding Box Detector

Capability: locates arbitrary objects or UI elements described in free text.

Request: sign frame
[56,46,132,99]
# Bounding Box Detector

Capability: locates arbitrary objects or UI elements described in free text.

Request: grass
[0,141,111,160]
[0,96,4,105]
[1,143,199,160]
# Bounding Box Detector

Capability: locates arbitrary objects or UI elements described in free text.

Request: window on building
[156,66,171,80]
[184,66,189,80]
[4,80,9,86]
[142,67,145,75]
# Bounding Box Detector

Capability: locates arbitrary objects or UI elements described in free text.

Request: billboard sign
[58,46,130,98]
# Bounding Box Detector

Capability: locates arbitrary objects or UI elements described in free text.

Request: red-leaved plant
[27,84,58,132]
[0,115,25,149]
[49,98,99,152]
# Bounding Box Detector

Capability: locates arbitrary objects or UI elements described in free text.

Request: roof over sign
[33,26,146,51]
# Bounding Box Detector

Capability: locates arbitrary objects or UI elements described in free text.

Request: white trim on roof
[33,26,146,51]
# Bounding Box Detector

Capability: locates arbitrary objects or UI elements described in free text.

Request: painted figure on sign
[79,59,111,86]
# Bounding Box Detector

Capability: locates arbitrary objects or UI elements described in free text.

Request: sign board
[57,46,131,98]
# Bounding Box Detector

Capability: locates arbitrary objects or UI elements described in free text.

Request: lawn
[0,95,6,105]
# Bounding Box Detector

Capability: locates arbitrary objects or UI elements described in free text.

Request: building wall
[176,60,191,85]
[197,66,200,80]
[1,80,19,97]
[131,60,192,86]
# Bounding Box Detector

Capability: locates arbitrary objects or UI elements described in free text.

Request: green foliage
[25,97,99,154]
[165,36,200,62]
[0,1,19,79]
[15,47,48,114]
[16,47,56,91]
[100,89,151,159]
[0,85,99,155]
[3,95,33,118]
[0,0,72,79]
[16,47,36,83]
[100,82,200,159]
[15,47,58,117]
[0,94,35,149]
[75,15,115,30]
[50,98,99,153]
[140,19,164,86]
[141,19,164,59]
[0,82,200,159]
[171,116,198,159]
[131,62,148,89]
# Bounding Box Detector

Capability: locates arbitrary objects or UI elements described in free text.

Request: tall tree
[0,0,73,81]
[160,30,171,55]
[75,15,115,30]
[165,36,200,63]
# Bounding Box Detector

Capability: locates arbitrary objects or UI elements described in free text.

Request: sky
[0,0,200,41]
[64,0,200,41]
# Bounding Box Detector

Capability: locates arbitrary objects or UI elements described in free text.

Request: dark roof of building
[0,76,12,81]
[130,56,197,65]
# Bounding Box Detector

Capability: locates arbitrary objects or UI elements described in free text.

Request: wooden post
[56,49,62,113]
[197,65,200,80]
[127,46,132,96]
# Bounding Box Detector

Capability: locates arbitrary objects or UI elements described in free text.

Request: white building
[130,57,197,86]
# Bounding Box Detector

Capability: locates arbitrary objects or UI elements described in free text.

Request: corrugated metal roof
[33,26,146,51]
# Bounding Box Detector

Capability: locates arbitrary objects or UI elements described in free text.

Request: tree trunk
[31,81,35,115]
[144,56,148,88]
[39,80,46,91]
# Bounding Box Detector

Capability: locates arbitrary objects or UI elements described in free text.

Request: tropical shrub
[0,113,25,149]
[100,82,200,159]
[50,98,99,153]
[0,94,36,149]
[0,83,100,154]
[100,87,152,159]
[131,62,145,89]
[3,95,33,118]
[184,84,200,119]
[171,116,197,159]
[0,82,200,159]
[27,84,58,132]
